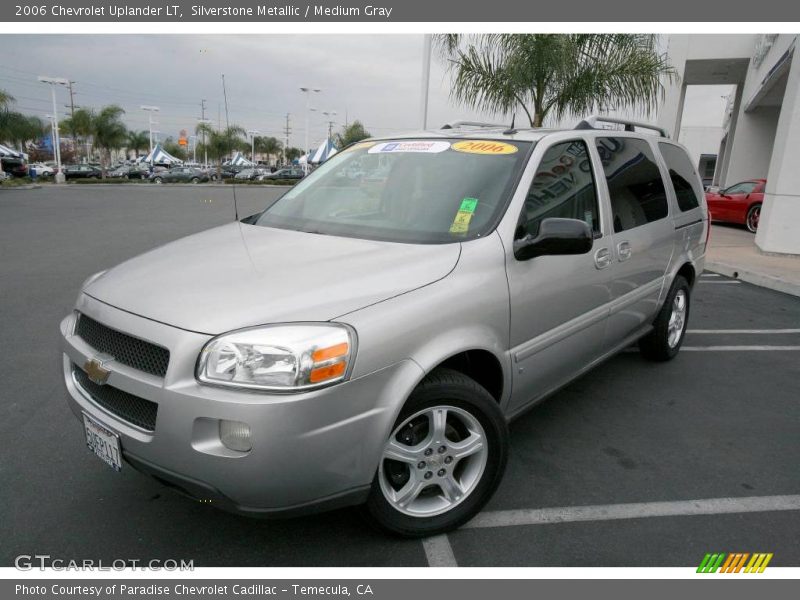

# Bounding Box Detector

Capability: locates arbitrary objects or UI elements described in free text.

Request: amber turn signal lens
[308,361,346,383]
[312,342,349,363]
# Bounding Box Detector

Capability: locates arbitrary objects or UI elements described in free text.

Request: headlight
[196,323,355,392]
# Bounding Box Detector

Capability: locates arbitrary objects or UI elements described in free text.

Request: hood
[85,222,461,334]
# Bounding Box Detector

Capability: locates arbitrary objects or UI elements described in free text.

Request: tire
[364,368,508,537]
[639,275,690,361]
[746,203,761,233]
[191,177,199,184]
[153,177,163,184]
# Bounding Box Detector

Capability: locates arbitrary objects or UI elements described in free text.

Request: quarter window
[659,143,702,212]
[596,137,668,233]
[521,140,600,236]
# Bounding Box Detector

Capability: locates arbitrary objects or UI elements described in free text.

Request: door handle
[617,241,632,262]
[594,247,612,270]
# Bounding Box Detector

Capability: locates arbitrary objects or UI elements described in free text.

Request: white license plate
[83,413,122,471]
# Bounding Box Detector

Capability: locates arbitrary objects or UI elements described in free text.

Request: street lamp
[189,135,198,164]
[140,105,160,164]
[38,76,69,183]
[247,129,260,164]
[300,87,321,174]
[322,111,337,141]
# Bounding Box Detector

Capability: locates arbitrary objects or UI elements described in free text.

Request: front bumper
[61,294,423,516]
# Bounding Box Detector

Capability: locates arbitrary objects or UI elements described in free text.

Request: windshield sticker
[451,140,519,155]
[450,198,479,234]
[368,141,451,154]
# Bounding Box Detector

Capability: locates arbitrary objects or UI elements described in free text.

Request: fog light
[219,420,252,452]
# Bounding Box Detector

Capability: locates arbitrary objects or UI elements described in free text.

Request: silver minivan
[60,117,707,536]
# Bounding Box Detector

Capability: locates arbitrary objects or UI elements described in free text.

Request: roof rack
[440,121,508,130]
[575,115,668,138]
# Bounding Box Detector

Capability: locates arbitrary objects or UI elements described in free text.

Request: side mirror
[513,218,594,261]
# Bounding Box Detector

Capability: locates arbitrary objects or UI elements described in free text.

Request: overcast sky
[1,34,733,149]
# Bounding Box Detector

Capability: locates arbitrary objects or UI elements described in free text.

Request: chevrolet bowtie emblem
[84,356,112,385]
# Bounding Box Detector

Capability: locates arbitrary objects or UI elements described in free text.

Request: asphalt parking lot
[1,186,798,568]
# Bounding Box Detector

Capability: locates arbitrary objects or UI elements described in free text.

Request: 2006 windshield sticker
[368,141,451,154]
[452,140,519,155]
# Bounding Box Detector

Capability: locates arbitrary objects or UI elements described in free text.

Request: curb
[705,260,800,298]
[0,184,41,190]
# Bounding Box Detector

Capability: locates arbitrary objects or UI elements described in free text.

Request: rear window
[596,137,668,233]
[256,139,531,243]
[659,143,703,212]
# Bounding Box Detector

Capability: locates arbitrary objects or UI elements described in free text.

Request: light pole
[420,34,432,130]
[38,76,69,183]
[140,105,159,164]
[189,135,198,164]
[322,110,337,142]
[300,87,321,174]
[247,129,260,164]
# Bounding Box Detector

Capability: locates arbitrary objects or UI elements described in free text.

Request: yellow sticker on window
[449,210,474,234]
[345,141,376,152]
[451,140,519,155]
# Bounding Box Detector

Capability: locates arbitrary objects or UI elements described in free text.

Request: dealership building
[658,34,799,256]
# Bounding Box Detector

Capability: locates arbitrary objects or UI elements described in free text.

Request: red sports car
[705,179,765,233]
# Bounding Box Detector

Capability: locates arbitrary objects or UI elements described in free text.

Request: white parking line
[464,495,800,530]
[687,329,800,334]
[698,280,741,284]
[701,273,721,277]
[422,534,458,567]
[681,345,800,351]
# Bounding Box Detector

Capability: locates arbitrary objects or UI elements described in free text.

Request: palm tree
[284,147,303,162]
[0,112,45,150]
[438,34,676,127]
[61,107,95,161]
[0,89,14,111]
[126,130,150,161]
[254,136,282,165]
[92,105,127,177]
[195,122,246,177]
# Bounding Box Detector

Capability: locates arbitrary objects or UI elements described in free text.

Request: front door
[506,138,613,415]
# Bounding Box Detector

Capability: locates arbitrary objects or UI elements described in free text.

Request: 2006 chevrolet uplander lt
[60,116,708,536]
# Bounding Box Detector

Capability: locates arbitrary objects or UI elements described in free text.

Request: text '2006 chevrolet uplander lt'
[60,116,708,537]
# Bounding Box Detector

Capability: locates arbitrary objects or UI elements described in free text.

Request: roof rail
[440,121,508,130]
[575,115,668,138]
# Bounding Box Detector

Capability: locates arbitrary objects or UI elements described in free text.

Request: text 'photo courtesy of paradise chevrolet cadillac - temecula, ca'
[60,116,707,537]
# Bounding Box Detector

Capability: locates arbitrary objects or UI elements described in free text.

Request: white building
[658,34,800,255]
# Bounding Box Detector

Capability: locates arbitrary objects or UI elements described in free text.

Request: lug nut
[424,471,433,480]
[424,448,433,456]
[444,456,453,464]
[438,446,447,454]
[417,461,426,469]
[437,469,446,477]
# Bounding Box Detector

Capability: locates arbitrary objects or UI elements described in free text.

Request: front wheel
[746,204,761,233]
[639,275,690,361]
[364,368,508,537]
[153,177,163,184]
[191,177,200,184]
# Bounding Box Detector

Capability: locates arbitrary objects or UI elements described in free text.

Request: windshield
[254,138,531,243]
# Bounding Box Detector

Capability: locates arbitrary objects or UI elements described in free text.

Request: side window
[596,137,668,233]
[725,182,757,195]
[659,143,702,212]
[521,140,600,236]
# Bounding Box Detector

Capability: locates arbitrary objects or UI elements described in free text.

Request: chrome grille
[75,314,169,378]
[73,366,158,431]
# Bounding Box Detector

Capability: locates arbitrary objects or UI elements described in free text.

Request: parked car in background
[108,165,149,179]
[63,165,102,180]
[234,167,268,181]
[30,163,55,177]
[218,165,245,179]
[261,167,304,181]
[705,179,765,233]
[1,156,29,178]
[61,118,708,537]
[150,166,210,184]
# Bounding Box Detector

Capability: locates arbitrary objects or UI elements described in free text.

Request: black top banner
[2,0,800,22]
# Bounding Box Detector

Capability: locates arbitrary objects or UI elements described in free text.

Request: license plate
[83,413,122,471]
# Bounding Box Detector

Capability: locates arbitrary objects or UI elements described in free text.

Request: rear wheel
[153,177,163,184]
[746,203,761,233]
[191,177,200,184]
[639,275,690,361]
[364,368,508,537]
